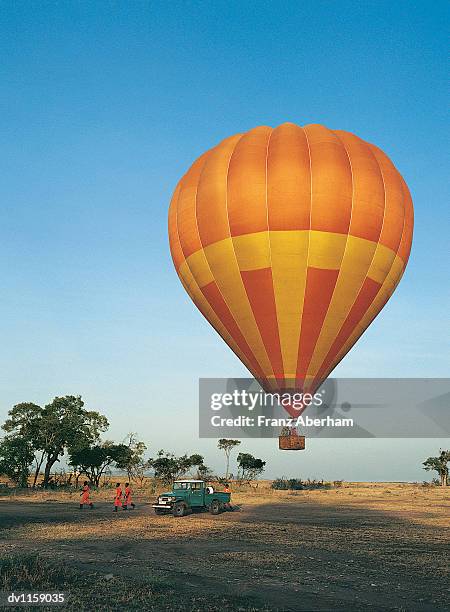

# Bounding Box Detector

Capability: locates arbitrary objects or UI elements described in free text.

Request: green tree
[186,454,213,479]
[196,463,213,480]
[39,396,108,487]
[130,458,152,486]
[423,450,450,486]
[0,436,35,487]
[69,442,130,487]
[3,402,45,487]
[3,396,109,487]
[149,451,206,484]
[120,433,148,482]
[237,452,266,485]
[217,439,241,479]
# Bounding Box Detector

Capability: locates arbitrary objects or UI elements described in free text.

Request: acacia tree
[2,396,109,487]
[237,453,266,485]
[69,442,131,487]
[3,402,45,487]
[121,433,148,482]
[423,450,449,486]
[0,436,35,487]
[149,450,207,484]
[217,439,241,480]
[131,459,152,487]
[40,396,108,487]
[196,463,214,480]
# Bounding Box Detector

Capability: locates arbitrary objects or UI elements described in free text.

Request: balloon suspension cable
[280,397,307,438]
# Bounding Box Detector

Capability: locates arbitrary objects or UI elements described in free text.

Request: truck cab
[153,480,231,517]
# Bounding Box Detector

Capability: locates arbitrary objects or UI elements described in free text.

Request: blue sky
[0,1,448,480]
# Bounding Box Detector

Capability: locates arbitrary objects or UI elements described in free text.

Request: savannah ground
[0,482,448,611]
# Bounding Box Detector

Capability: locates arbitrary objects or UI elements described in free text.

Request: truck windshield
[173,483,189,490]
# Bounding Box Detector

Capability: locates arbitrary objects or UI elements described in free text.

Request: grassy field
[0,482,449,611]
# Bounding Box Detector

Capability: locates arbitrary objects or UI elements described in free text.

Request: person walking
[113,482,122,512]
[79,481,94,509]
[123,483,135,510]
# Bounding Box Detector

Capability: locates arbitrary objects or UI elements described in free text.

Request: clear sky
[0,1,448,480]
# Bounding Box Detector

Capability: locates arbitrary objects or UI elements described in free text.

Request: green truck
[153,480,231,517]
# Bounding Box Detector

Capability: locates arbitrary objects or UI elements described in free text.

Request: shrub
[271,478,290,490]
[271,478,331,490]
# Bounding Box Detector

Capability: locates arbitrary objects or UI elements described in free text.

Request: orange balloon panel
[168,122,413,394]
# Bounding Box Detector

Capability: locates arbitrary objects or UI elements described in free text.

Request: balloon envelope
[168,122,413,399]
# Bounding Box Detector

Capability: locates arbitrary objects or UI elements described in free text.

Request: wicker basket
[278,434,306,451]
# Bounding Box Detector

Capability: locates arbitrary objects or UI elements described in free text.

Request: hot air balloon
[168,122,413,449]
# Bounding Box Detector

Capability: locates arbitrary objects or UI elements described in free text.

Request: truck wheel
[210,500,221,515]
[172,502,187,517]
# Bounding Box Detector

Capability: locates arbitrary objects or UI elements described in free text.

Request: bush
[272,478,291,490]
[271,478,331,490]
[422,479,441,488]
[288,478,305,490]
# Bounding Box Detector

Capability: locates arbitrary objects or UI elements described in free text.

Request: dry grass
[1,482,449,611]
[0,554,265,611]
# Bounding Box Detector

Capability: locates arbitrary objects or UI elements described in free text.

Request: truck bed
[204,491,231,504]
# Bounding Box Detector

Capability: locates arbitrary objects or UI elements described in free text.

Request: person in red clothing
[79,481,94,509]
[123,483,135,510]
[224,483,230,493]
[113,482,122,512]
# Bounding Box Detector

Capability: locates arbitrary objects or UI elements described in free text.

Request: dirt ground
[0,482,449,611]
